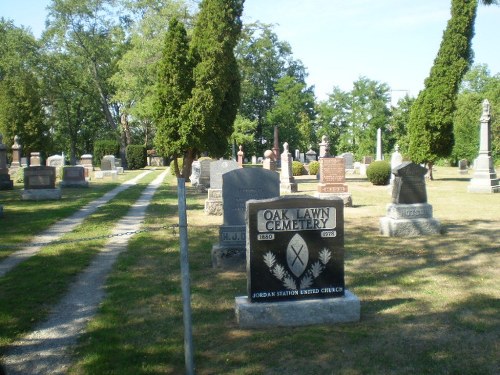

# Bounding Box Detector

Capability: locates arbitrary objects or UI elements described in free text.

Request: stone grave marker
[262,150,276,171]
[340,152,354,171]
[235,195,360,328]
[30,152,42,166]
[280,142,298,193]
[305,147,317,164]
[458,159,468,175]
[467,99,499,193]
[316,157,352,206]
[211,168,279,268]
[198,159,211,189]
[204,159,239,216]
[22,166,61,200]
[189,160,201,187]
[237,145,244,167]
[60,166,89,188]
[380,162,440,236]
[46,155,64,168]
[0,134,13,190]
[390,145,403,184]
[10,135,22,169]
[95,155,118,179]
[376,128,383,161]
[319,135,330,158]
[80,154,93,179]
[251,155,257,165]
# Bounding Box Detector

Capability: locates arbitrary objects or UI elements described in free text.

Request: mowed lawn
[1,166,498,374]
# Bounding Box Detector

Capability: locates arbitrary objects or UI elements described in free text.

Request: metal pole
[177,178,195,375]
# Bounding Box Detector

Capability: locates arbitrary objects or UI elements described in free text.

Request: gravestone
[204,159,239,215]
[22,166,61,200]
[262,150,276,171]
[30,152,42,166]
[60,166,88,188]
[189,161,201,187]
[101,155,116,171]
[80,154,93,179]
[251,155,257,165]
[319,135,330,158]
[235,195,360,328]
[380,162,440,236]
[10,135,22,169]
[237,145,244,167]
[467,100,499,193]
[0,134,14,190]
[305,147,317,163]
[95,155,118,179]
[212,168,280,269]
[316,157,352,207]
[280,142,298,193]
[458,159,468,175]
[46,155,64,168]
[390,145,403,184]
[198,159,211,189]
[340,152,354,171]
[376,128,383,161]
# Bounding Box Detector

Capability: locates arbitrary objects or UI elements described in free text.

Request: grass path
[1,170,168,374]
[0,170,152,278]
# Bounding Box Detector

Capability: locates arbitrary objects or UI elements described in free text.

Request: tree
[112,0,190,149]
[236,24,308,156]
[389,95,415,157]
[407,0,494,178]
[176,0,244,175]
[44,0,127,156]
[264,75,315,153]
[154,17,193,177]
[317,77,390,160]
[453,64,500,164]
[0,20,48,158]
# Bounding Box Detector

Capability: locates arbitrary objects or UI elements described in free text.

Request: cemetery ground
[0,167,498,374]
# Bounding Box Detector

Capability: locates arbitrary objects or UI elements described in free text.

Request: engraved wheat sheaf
[263,247,332,290]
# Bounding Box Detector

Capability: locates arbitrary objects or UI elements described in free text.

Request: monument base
[467,175,499,193]
[280,182,298,193]
[60,181,89,188]
[211,244,245,270]
[315,192,352,207]
[94,170,118,179]
[379,216,441,237]
[22,188,62,201]
[204,200,222,215]
[235,290,360,328]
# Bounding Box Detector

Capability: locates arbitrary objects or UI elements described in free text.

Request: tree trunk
[427,161,434,180]
[182,148,196,180]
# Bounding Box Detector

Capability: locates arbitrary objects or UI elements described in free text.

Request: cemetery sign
[246,196,345,303]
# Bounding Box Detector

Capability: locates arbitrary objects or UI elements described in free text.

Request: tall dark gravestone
[380,162,440,236]
[235,196,360,328]
[211,168,279,269]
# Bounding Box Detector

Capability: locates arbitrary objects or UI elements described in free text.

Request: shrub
[291,161,304,176]
[13,167,24,183]
[126,145,147,170]
[308,161,320,175]
[94,140,120,167]
[366,161,391,185]
[169,158,183,176]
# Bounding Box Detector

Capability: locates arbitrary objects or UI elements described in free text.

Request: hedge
[126,145,147,170]
[94,140,120,167]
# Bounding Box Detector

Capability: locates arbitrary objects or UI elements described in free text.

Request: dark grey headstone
[223,168,280,227]
[391,162,428,204]
[61,166,88,187]
[199,159,211,188]
[246,196,345,303]
[210,160,239,189]
[24,166,56,189]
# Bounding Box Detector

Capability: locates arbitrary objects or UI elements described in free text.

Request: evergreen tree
[179,0,244,166]
[407,0,477,178]
[154,17,193,177]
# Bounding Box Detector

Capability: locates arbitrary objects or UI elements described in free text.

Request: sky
[1,0,499,103]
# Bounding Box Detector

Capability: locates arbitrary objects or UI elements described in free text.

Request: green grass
[64,167,498,375]
[0,169,162,352]
[0,169,148,260]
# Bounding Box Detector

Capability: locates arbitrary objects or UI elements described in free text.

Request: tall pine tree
[407,0,477,178]
[154,17,193,177]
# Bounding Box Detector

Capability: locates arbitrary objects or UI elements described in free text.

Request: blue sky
[1,0,499,102]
